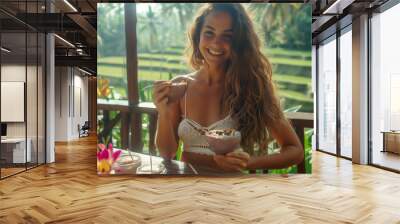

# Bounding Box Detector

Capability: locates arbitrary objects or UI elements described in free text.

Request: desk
[1,138,31,163]
[381,131,400,154]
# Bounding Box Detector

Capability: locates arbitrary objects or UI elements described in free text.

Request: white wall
[73,72,89,137]
[55,67,89,141]
[46,33,55,163]
[1,65,27,138]
[1,63,46,164]
[55,66,68,141]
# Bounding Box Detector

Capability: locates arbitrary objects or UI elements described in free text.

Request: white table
[1,138,31,163]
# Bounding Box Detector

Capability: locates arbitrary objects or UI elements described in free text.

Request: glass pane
[1,30,27,177]
[318,36,337,154]
[38,33,45,164]
[371,4,400,171]
[0,1,46,178]
[27,31,38,169]
[26,0,39,169]
[339,29,352,158]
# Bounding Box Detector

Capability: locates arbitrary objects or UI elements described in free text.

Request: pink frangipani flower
[97,143,122,173]
[98,143,106,151]
[112,150,122,161]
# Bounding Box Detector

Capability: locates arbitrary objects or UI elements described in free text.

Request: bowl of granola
[205,129,241,155]
[117,154,142,172]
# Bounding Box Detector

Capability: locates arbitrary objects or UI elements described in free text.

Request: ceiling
[0,0,98,74]
[311,0,390,43]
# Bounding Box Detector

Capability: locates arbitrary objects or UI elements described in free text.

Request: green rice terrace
[98,46,313,112]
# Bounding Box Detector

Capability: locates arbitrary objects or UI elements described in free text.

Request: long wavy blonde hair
[186,3,285,155]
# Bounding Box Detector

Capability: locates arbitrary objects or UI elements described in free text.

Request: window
[0,1,46,179]
[339,28,352,158]
[317,35,337,154]
[370,3,400,171]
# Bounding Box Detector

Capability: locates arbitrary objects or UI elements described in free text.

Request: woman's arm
[182,151,218,168]
[246,118,304,170]
[155,106,181,159]
[153,79,182,160]
[182,151,248,171]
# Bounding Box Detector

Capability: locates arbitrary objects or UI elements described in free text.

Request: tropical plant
[138,5,161,51]
[282,4,312,51]
[248,3,302,47]
[160,3,200,32]
[97,78,111,99]
[97,3,126,57]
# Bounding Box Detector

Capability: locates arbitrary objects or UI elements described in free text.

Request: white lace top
[177,84,238,155]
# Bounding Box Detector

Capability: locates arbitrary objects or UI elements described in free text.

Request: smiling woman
[197,12,233,66]
[153,3,304,173]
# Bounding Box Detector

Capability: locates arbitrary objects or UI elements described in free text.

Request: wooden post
[88,77,97,133]
[148,113,158,155]
[295,125,306,173]
[99,110,121,145]
[100,110,110,143]
[120,112,130,149]
[125,4,142,152]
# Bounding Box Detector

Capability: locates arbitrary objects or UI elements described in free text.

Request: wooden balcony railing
[286,112,314,173]
[98,102,313,173]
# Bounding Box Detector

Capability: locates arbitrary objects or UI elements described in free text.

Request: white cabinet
[1,138,32,163]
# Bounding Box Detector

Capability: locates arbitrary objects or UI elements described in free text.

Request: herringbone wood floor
[1,135,400,224]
